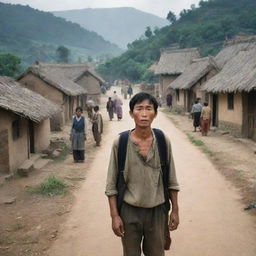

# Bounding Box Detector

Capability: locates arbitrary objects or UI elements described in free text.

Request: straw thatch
[0,76,60,123]
[17,62,91,96]
[203,48,256,93]
[148,63,158,73]
[214,35,256,69]
[154,48,200,75]
[169,57,219,90]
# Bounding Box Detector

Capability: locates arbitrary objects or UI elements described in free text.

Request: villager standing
[92,106,103,146]
[127,85,133,99]
[106,97,115,121]
[114,96,123,121]
[70,107,86,163]
[201,102,211,136]
[191,100,203,132]
[166,93,173,109]
[105,92,180,256]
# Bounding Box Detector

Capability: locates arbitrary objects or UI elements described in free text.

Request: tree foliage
[0,2,122,66]
[98,0,256,83]
[145,27,153,39]
[0,53,21,77]
[167,11,177,24]
[56,46,70,63]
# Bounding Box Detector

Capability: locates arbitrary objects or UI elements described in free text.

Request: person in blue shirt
[70,107,87,162]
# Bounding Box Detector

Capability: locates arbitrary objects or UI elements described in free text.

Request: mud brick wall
[0,129,9,173]
[219,120,242,137]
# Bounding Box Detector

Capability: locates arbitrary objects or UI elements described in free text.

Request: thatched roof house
[201,38,256,141]
[169,57,219,90]
[214,35,256,69]
[203,48,256,93]
[0,77,59,122]
[155,48,200,75]
[167,57,219,112]
[0,77,60,173]
[17,62,103,130]
[154,47,200,100]
[18,63,87,96]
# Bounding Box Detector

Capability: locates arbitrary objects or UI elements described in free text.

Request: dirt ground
[48,88,256,256]
[1,88,256,256]
[0,96,109,256]
[162,108,256,213]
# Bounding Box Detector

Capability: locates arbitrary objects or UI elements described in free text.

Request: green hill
[98,0,256,82]
[53,7,169,49]
[0,2,122,65]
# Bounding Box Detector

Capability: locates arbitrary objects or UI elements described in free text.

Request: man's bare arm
[169,190,179,231]
[108,196,125,237]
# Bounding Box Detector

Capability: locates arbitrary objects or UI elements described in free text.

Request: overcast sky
[1,0,201,17]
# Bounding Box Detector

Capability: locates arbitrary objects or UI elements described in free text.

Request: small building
[75,68,104,105]
[203,47,256,141]
[154,48,200,101]
[0,77,59,173]
[17,62,87,131]
[169,57,219,112]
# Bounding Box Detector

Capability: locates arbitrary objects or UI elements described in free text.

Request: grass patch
[187,134,205,146]
[202,147,215,157]
[29,176,68,196]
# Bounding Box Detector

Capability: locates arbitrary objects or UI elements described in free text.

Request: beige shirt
[201,106,211,120]
[105,131,180,208]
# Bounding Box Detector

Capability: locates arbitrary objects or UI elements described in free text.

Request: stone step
[30,154,41,162]
[17,160,34,177]
[34,159,52,170]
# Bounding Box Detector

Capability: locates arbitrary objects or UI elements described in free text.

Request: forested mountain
[53,7,169,49]
[98,0,256,82]
[0,2,122,65]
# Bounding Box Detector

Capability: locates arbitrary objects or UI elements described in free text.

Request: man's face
[130,99,157,128]
[76,110,82,117]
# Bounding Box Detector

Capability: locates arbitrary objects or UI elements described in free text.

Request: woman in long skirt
[115,97,123,120]
[92,106,103,146]
[70,107,86,163]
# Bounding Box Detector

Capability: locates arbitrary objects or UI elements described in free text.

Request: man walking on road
[105,92,180,256]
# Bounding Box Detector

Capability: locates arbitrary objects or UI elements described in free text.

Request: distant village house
[0,77,59,173]
[169,57,219,113]
[17,62,87,131]
[154,47,200,101]
[203,36,256,141]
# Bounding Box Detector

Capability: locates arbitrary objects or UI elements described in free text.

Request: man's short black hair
[129,92,158,112]
[94,106,99,111]
[76,106,83,112]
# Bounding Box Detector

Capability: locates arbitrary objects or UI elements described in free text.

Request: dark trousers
[121,202,166,256]
[73,150,84,162]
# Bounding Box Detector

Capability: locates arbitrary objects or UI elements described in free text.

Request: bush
[29,176,68,196]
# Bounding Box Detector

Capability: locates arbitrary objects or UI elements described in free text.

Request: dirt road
[48,88,256,256]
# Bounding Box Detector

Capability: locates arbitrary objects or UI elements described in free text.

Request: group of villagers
[191,99,212,136]
[106,91,124,121]
[70,102,103,163]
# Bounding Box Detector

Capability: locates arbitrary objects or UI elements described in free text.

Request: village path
[48,87,256,256]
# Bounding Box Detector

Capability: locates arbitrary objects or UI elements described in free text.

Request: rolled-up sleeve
[165,136,180,191]
[105,138,119,196]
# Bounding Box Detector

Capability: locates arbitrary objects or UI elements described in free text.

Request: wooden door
[247,91,256,141]
[0,129,10,173]
[29,121,35,154]
[212,94,218,127]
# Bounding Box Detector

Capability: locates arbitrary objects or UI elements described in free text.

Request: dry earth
[162,108,256,214]
[0,89,256,256]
